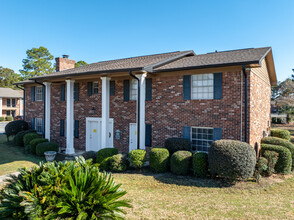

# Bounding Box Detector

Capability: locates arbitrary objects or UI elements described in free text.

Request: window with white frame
[35,86,43,101]
[6,110,11,116]
[191,74,214,99]
[7,99,11,107]
[191,127,213,152]
[93,81,99,94]
[130,79,138,100]
[35,118,43,134]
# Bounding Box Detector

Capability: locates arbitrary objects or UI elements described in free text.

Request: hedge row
[270,129,291,141]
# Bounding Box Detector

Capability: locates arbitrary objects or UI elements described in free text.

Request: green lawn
[0,135,44,176]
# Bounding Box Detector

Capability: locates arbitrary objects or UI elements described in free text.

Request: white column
[101,77,111,148]
[136,73,147,150]
[66,80,75,154]
[0,98,2,117]
[44,82,51,140]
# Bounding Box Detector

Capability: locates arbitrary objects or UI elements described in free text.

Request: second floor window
[191,74,214,99]
[7,99,11,107]
[93,81,99,94]
[130,79,138,100]
[35,86,43,101]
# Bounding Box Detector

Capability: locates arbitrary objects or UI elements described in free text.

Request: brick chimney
[55,55,75,72]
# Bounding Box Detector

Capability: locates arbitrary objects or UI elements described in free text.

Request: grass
[0,134,44,176]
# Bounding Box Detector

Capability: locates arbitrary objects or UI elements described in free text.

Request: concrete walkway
[0,122,8,134]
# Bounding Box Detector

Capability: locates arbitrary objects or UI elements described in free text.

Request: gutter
[34,80,46,138]
[16,85,25,120]
[129,70,140,150]
[242,65,248,143]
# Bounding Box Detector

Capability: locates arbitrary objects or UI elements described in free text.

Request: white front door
[129,123,137,152]
[86,117,113,151]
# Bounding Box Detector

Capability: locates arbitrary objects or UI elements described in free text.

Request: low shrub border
[96,148,118,164]
[261,136,294,169]
[109,154,129,172]
[13,129,36,146]
[270,129,291,141]
[23,132,40,147]
[149,148,169,173]
[36,142,59,156]
[29,138,48,155]
[260,144,292,174]
[5,120,29,140]
[164,138,191,154]
[129,149,146,169]
[192,152,209,178]
[170,150,192,175]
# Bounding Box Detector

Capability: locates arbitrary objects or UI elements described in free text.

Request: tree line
[0,46,87,88]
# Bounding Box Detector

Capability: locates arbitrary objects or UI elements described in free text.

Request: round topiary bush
[260,144,292,174]
[36,142,59,156]
[270,129,291,141]
[29,138,48,155]
[170,150,192,175]
[192,152,209,178]
[164,138,191,154]
[0,116,5,121]
[208,140,256,180]
[149,148,170,173]
[13,129,36,146]
[129,149,146,169]
[5,120,29,139]
[261,136,294,169]
[5,116,13,121]
[81,151,97,162]
[96,148,118,164]
[109,154,129,172]
[23,132,40,147]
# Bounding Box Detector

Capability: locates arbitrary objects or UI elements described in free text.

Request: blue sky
[0,0,293,81]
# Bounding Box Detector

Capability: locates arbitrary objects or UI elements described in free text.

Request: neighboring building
[0,87,24,118]
[15,47,277,154]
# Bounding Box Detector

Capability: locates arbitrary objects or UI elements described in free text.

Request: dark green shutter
[213,128,222,141]
[31,117,35,130]
[146,78,152,101]
[145,124,152,147]
[87,82,93,96]
[74,120,79,138]
[183,75,191,100]
[31,86,35,101]
[110,80,115,96]
[60,119,64,136]
[123,80,130,101]
[60,84,65,101]
[183,126,191,139]
[214,72,222,99]
[74,83,79,101]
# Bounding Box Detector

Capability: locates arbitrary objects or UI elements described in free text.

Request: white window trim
[7,99,11,107]
[130,79,138,100]
[191,73,214,100]
[191,126,213,153]
[93,81,99,94]
[35,118,43,134]
[35,86,43,101]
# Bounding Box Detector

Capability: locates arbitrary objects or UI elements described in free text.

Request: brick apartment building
[0,87,24,118]
[15,47,277,154]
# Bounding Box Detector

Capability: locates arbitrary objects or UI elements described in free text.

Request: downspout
[16,85,25,121]
[129,71,140,150]
[242,65,248,143]
[34,80,46,138]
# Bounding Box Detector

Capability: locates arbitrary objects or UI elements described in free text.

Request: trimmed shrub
[192,152,209,178]
[13,129,36,146]
[23,132,40,146]
[260,144,292,174]
[99,157,111,171]
[0,117,4,121]
[109,154,128,172]
[261,136,294,169]
[81,151,97,162]
[256,157,268,175]
[264,150,278,176]
[36,142,59,156]
[270,129,291,141]
[96,148,118,164]
[5,120,29,139]
[29,138,48,155]
[208,140,256,180]
[170,151,192,175]
[164,138,191,154]
[129,149,146,169]
[6,116,13,121]
[149,148,169,173]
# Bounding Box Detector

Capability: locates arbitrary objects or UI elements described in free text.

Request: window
[191,127,213,153]
[93,81,99,94]
[12,99,16,107]
[191,74,214,99]
[130,79,138,100]
[35,86,43,101]
[7,99,11,107]
[35,118,43,134]
[6,110,10,116]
